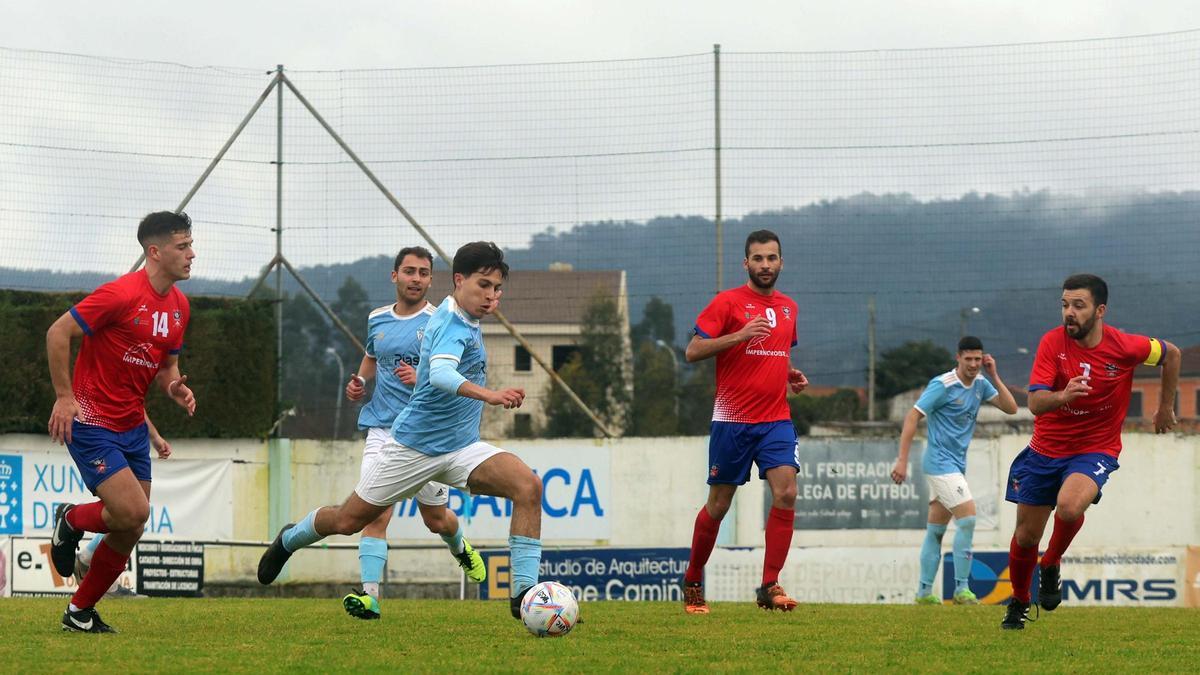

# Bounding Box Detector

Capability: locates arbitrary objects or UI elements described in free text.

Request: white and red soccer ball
[519,581,579,637]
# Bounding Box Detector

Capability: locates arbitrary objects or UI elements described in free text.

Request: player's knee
[517,472,543,505]
[773,483,798,506]
[421,509,448,534]
[333,511,366,536]
[110,502,150,531]
[707,497,732,520]
[1055,502,1086,522]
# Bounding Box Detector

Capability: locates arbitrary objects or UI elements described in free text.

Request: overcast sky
[2,0,1199,69]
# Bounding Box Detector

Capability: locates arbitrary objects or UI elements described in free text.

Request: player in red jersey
[681,229,809,614]
[46,211,197,633]
[1000,274,1179,630]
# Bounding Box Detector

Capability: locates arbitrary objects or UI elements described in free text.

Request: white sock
[68,603,81,612]
[363,582,380,599]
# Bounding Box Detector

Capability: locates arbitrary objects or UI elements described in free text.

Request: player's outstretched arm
[891,407,924,484]
[45,311,84,444]
[428,356,524,409]
[684,315,771,363]
[1153,340,1181,434]
[983,354,1019,414]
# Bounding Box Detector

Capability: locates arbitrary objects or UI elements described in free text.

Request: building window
[512,413,534,438]
[514,346,532,372]
[552,345,581,371]
[1127,391,1143,418]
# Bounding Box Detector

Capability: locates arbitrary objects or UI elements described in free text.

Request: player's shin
[919,523,947,596]
[1008,536,1039,604]
[440,523,465,555]
[762,507,794,586]
[684,506,720,584]
[281,510,324,552]
[1041,513,1084,568]
[508,535,541,597]
[952,516,976,593]
[358,537,387,599]
[70,540,128,611]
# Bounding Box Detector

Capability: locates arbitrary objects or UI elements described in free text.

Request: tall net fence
[1,31,1197,437]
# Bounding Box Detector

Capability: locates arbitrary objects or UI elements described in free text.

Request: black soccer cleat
[50,503,84,578]
[1039,564,1062,611]
[61,606,118,633]
[510,584,534,620]
[1001,599,1033,630]
[257,523,296,585]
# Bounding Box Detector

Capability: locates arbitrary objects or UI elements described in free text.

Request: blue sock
[281,509,323,552]
[918,523,948,596]
[952,516,977,593]
[359,536,387,588]
[441,524,465,555]
[86,534,105,553]
[508,535,541,597]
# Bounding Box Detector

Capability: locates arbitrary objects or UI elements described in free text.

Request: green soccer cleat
[953,588,980,605]
[343,589,381,620]
[453,538,486,583]
[915,593,942,605]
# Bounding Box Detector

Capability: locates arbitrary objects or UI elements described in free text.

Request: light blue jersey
[357,302,436,430]
[391,296,488,455]
[915,369,999,475]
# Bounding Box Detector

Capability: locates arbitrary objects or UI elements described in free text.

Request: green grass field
[2,598,1198,673]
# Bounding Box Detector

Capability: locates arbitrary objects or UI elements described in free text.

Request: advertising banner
[478,547,688,601]
[941,549,1186,606]
[0,449,233,541]
[388,445,610,541]
[8,537,135,597]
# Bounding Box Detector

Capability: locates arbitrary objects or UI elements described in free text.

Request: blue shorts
[66,421,152,494]
[707,420,798,485]
[1004,446,1119,507]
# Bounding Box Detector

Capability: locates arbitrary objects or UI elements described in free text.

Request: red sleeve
[1028,331,1059,392]
[169,293,190,354]
[790,301,798,347]
[694,293,730,339]
[1117,329,1160,367]
[69,281,128,336]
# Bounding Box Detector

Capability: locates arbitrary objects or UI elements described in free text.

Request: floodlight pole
[713,43,723,295]
[274,65,286,431]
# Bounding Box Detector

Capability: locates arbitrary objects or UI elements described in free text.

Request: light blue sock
[281,509,323,552]
[359,536,387,588]
[952,516,977,594]
[441,524,465,555]
[86,534,105,553]
[918,523,948,596]
[508,535,541,597]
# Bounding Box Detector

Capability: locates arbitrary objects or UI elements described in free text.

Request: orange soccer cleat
[756,582,798,611]
[683,580,710,614]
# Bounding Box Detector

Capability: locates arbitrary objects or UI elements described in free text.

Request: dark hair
[958,336,983,353]
[744,229,782,257]
[394,246,434,270]
[137,211,191,248]
[452,241,509,279]
[1062,273,1107,306]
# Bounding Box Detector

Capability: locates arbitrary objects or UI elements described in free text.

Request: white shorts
[361,428,451,507]
[926,472,974,510]
[356,430,505,507]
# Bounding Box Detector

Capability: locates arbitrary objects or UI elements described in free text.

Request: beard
[748,269,778,290]
[1064,315,1096,338]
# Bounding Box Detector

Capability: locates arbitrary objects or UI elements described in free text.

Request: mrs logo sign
[387,445,610,540]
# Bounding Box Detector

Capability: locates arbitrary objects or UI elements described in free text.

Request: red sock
[762,507,795,586]
[71,540,128,609]
[65,501,109,533]
[1040,514,1084,568]
[684,506,720,584]
[1008,536,1039,604]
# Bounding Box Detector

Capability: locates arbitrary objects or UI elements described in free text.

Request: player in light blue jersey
[258,242,543,625]
[891,336,1018,604]
[338,246,485,620]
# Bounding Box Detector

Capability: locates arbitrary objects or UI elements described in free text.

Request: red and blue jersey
[69,269,190,432]
[694,284,798,424]
[1027,324,1163,459]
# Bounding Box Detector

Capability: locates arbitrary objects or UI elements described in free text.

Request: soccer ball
[519,581,579,637]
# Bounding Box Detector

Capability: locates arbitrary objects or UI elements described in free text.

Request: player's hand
[345,375,366,401]
[482,292,502,316]
[1061,375,1091,402]
[151,433,172,459]
[982,354,998,377]
[393,363,417,386]
[48,395,80,444]
[1153,406,1177,434]
[734,315,772,343]
[890,459,907,484]
[168,375,196,416]
[488,388,525,409]
[788,368,809,394]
